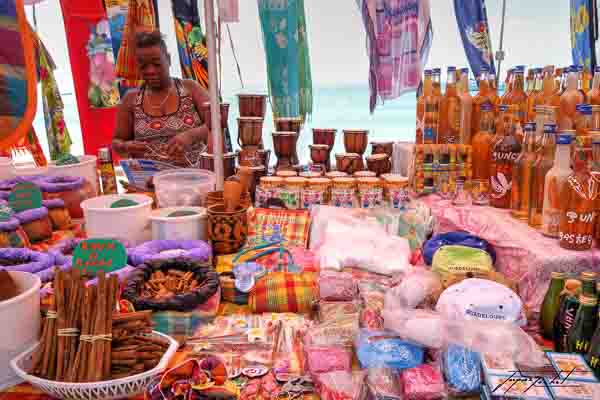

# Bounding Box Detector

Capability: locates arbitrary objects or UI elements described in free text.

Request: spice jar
[256,177,284,208]
[559,154,599,251]
[330,178,356,208]
[384,175,410,210]
[282,177,307,209]
[357,177,383,209]
[303,178,331,209]
[276,170,298,178]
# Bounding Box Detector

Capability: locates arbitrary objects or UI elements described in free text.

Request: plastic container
[153,169,215,208]
[149,207,208,241]
[48,155,99,196]
[81,194,153,245]
[10,165,48,177]
[0,157,13,181]
[0,271,41,390]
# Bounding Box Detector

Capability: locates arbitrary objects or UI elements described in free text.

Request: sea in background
[31,84,417,165]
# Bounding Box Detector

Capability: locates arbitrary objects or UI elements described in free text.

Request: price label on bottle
[72,239,127,276]
[8,182,42,212]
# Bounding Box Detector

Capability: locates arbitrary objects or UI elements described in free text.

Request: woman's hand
[166,130,196,156]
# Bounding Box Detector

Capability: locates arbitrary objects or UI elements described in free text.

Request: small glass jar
[357,177,383,209]
[282,177,307,209]
[303,177,331,209]
[256,177,284,208]
[331,178,356,208]
[384,175,410,210]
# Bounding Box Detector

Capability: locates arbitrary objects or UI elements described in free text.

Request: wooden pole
[204,0,224,190]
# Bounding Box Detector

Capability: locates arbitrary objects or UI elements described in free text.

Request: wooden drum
[199,152,237,179]
[370,141,394,157]
[335,153,361,175]
[275,117,303,133]
[237,94,267,118]
[272,131,299,170]
[237,117,264,147]
[313,128,336,148]
[310,144,330,172]
[367,153,391,176]
[343,129,369,154]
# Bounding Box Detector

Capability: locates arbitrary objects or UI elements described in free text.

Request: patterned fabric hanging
[171,0,209,89]
[115,0,157,89]
[570,0,597,69]
[87,19,120,108]
[38,34,72,160]
[257,0,313,121]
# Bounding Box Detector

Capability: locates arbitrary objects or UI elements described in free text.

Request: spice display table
[423,195,600,315]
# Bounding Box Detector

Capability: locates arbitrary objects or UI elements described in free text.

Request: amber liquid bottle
[471,67,492,144]
[490,106,522,208]
[542,133,573,237]
[510,122,538,220]
[588,66,600,105]
[440,66,461,144]
[527,68,543,122]
[502,66,528,126]
[416,70,432,143]
[529,123,557,228]
[423,69,442,144]
[459,68,473,144]
[488,73,499,110]
[471,103,495,205]
[560,65,585,129]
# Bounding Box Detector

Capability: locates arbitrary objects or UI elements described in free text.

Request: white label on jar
[331,189,354,208]
[302,189,324,209]
[359,188,383,209]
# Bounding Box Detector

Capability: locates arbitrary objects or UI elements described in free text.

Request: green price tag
[8,182,43,212]
[0,205,14,222]
[72,239,127,276]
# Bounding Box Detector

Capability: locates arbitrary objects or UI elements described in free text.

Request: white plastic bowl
[48,155,99,196]
[150,207,207,241]
[0,157,13,181]
[153,169,215,208]
[81,194,153,245]
[0,271,41,391]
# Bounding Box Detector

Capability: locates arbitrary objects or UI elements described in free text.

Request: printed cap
[524,122,536,131]
[481,103,493,112]
[556,134,572,145]
[543,123,557,134]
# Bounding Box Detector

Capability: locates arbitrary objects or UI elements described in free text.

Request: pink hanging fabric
[218,0,239,23]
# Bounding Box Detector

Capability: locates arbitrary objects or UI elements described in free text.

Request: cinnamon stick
[55,270,66,380]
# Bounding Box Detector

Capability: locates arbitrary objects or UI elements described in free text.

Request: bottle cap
[556,134,573,145]
[499,105,509,112]
[581,271,598,280]
[578,65,584,71]
[514,66,525,73]
[98,147,112,162]
[460,68,469,73]
[576,104,586,112]
[424,69,432,75]
[535,68,543,73]
[447,66,456,71]
[481,66,490,72]
[596,66,600,73]
[551,272,566,279]
[543,123,557,134]
[570,65,579,72]
[524,122,536,131]
[583,104,593,115]
[432,68,441,74]
[579,295,598,306]
[481,103,493,112]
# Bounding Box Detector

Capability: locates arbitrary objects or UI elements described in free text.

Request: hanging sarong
[0,0,37,150]
[115,0,156,89]
[570,0,597,69]
[453,0,495,77]
[87,19,120,108]
[257,0,313,121]
[38,35,72,160]
[171,0,209,88]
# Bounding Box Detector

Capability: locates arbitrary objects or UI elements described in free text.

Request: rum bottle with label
[554,279,582,352]
[588,66,600,105]
[459,68,473,144]
[529,123,557,228]
[560,65,585,129]
[542,133,573,237]
[440,66,461,144]
[417,70,433,143]
[423,69,442,144]
[490,106,522,209]
[502,66,528,126]
[471,66,492,142]
[567,294,598,355]
[541,272,566,340]
[471,103,495,205]
[98,147,117,195]
[511,122,537,220]
[559,151,599,251]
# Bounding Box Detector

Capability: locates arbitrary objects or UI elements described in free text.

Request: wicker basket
[10,331,178,400]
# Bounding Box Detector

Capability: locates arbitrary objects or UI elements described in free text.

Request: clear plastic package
[316,370,368,400]
[399,363,447,400]
[319,271,358,301]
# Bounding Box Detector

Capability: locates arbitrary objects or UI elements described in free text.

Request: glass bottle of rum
[490,106,522,209]
[423,69,442,144]
[540,271,566,340]
[416,69,432,143]
[542,133,573,237]
[471,66,492,143]
[502,66,528,126]
[459,68,473,144]
[471,103,495,205]
[510,122,538,220]
[440,66,461,144]
[529,123,557,228]
[588,66,600,105]
[560,65,585,129]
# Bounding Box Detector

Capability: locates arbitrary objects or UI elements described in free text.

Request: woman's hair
[135,30,168,54]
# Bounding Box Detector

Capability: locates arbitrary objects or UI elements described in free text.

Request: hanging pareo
[87,19,120,109]
[257,0,313,121]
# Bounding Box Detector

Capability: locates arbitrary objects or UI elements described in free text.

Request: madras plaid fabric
[247,208,311,248]
[220,273,249,304]
[248,272,316,314]
[115,0,156,88]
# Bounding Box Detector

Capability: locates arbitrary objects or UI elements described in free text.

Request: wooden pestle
[238,166,253,195]
[223,181,242,212]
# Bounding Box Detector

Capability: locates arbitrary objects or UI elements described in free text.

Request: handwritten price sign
[72,239,127,276]
[8,182,42,212]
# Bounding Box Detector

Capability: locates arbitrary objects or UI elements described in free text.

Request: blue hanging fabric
[570,0,597,69]
[452,0,495,78]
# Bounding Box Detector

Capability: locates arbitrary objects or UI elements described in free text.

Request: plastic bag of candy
[304,344,353,375]
[318,301,360,322]
[355,330,424,370]
[319,271,357,301]
[442,344,481,395]
[385,269,442,310]
[399,363,447,400]
[305,314,359,347]
[316,370,368,400]
[359,282,386,329]
[366,368,402,400]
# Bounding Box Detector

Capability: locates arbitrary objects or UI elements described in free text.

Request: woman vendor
[112,31,210,168]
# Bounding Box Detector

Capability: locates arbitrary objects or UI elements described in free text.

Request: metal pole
[32,4,38,31]
[204,0,224,190]
[495,0,507,87]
